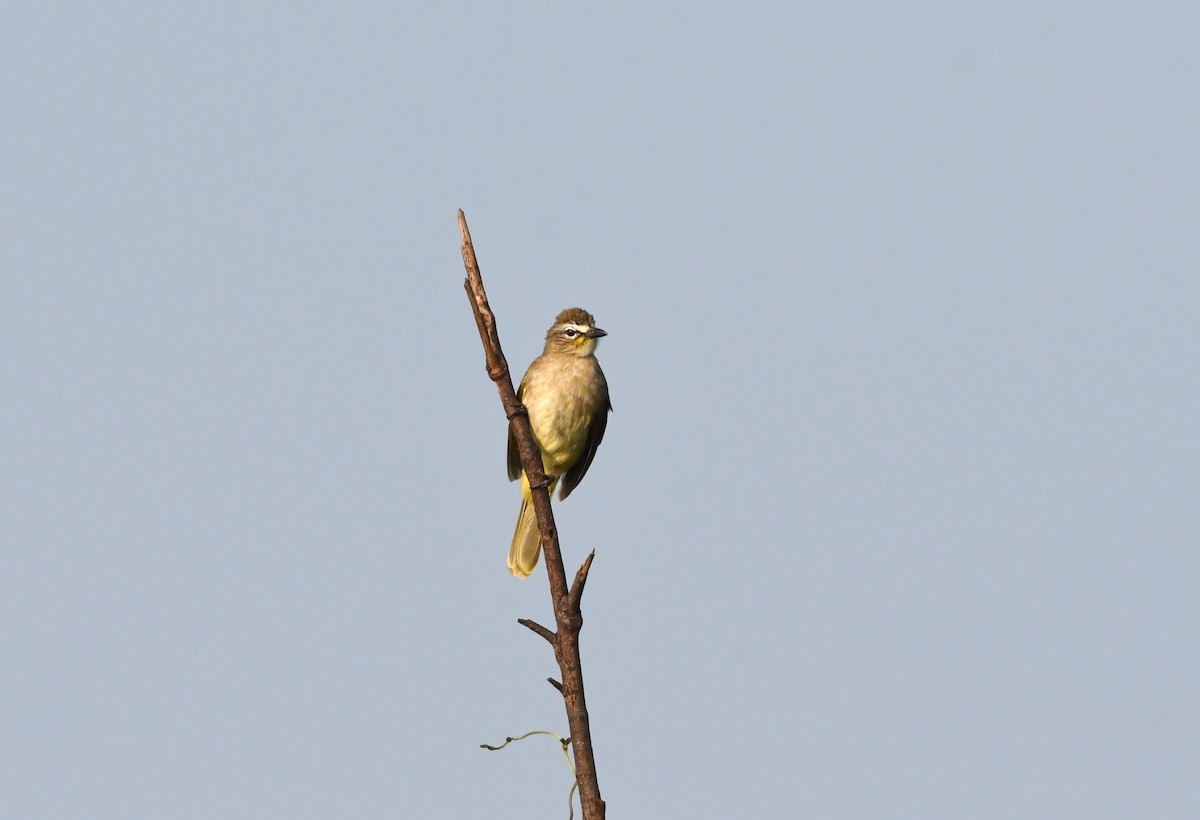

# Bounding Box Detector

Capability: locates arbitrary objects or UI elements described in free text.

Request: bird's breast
[521,357,605,475]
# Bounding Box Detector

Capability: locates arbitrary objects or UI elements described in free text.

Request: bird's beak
[585,327,607,339]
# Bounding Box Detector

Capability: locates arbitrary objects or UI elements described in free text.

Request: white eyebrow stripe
[562,323,590,333]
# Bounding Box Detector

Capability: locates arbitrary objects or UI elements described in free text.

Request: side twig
[459,210,606,820]
[518,618,556,645]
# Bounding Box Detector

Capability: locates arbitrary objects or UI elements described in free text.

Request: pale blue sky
[3,3,1197,818]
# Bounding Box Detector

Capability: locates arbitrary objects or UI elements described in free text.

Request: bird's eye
[564,328,578,338]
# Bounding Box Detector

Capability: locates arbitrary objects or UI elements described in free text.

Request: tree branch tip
[567,550,597,608]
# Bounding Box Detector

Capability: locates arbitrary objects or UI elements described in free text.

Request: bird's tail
[508,472,558,578]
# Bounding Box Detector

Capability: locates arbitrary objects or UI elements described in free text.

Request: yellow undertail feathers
[507,473,560,578]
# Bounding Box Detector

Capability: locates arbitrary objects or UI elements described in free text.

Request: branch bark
[459,210,606,819]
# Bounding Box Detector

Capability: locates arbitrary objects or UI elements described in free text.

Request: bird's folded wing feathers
[559,395,610,500]
[507,379,526,481]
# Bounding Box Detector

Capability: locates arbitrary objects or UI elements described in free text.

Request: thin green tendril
[480,730,578,818]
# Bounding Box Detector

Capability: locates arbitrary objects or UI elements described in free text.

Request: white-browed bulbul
[507,308,611,577]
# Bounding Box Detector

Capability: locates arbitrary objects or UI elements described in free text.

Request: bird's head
[545,307,607,357]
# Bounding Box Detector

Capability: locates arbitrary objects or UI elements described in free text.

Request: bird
[507,307,612,578]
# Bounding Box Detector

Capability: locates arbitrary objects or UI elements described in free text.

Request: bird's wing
[559,393,611,500]
[507,379,525,481]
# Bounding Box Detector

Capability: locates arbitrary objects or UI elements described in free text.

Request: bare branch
[459,210,606,819]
